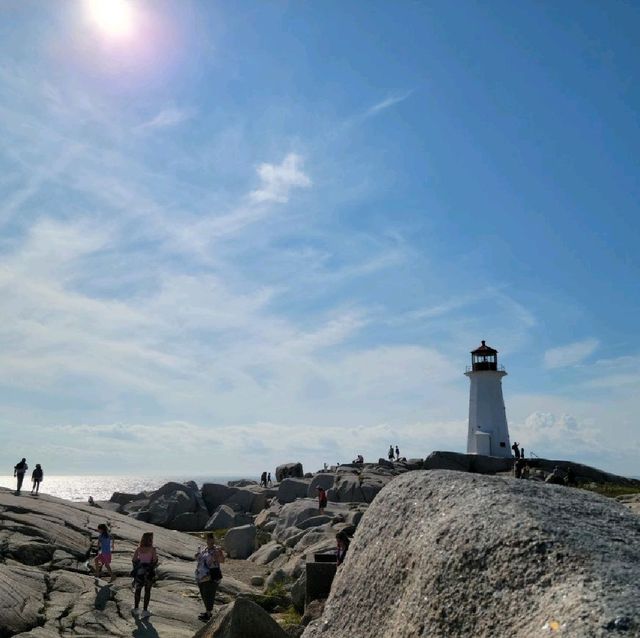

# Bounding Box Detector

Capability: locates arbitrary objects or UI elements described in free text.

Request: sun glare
[85,0,136,39]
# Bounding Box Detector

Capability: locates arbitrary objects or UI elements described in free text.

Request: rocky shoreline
[2,453,640,637]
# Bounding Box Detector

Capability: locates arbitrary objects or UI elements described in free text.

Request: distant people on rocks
[395,445,400,460]
[267,472,272,486]
[565,466,577,487]
[511,442,520,459]
[13,458,28,494]
[260,471,267,487]
[317,486,328,514]
[352,454,364,464]
[131,532,158,618]
[31,464,43,495]
[94,523,114,581]
[520,447,525,458]
[195,532,225,622]
[388,445,394,461]
[88,496,96,506]
[336,530,350,566]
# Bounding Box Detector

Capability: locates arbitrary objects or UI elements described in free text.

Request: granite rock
[303,470,640,638]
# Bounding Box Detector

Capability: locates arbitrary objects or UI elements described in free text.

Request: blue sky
[0,1,638,476]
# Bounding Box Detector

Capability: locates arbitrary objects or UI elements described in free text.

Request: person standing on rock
[511,442,520,459]
[195,532,225,622]
[94,523,114,581]
[13,458,28,494]
[388,445,394,462]
[31,464,43,495]
[267,472,272,486]
[395,445,400,461]
[260,471,267,487]
[131,532,158,618]
[317,486,328,514]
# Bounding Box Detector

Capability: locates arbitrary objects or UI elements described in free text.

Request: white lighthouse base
[465,369,511,458]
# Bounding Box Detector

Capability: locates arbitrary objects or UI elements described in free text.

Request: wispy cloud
[544,338,599,369]
[249,153,311,204]
[364,90,414,117]
[136,106,195,131]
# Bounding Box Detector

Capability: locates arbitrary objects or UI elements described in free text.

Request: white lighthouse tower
[465,340,511,457]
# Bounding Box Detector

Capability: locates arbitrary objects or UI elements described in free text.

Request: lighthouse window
[499,442,506,447]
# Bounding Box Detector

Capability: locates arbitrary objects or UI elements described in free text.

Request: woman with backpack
[131,532,158,618]
[195,532,225,622]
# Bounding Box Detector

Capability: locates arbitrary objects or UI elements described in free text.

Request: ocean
[0,475,246,502]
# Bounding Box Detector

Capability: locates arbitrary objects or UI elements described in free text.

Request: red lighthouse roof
[471,340,498,355]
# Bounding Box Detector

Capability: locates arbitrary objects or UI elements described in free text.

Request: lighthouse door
[475,431,491,456]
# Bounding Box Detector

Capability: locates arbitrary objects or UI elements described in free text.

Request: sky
[0,0,638,477]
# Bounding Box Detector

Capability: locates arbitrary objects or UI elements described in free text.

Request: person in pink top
[131,532,158,618]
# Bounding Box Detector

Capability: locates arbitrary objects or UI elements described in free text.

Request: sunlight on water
[0,475,245,501]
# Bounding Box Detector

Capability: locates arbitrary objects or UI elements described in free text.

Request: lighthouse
[465,340,511,457]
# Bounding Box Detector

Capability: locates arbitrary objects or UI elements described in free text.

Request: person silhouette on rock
[14,458,28,494]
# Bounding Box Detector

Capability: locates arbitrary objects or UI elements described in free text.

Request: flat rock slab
[303,470,640,638]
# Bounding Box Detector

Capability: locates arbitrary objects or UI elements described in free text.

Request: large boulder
[169,509,210,532]
[307,473,335,497]
[194,596,288,638]
[277,478,310,504]
[276,462,304,482]
[224,487,260,513]
[205,505,254,531]
[202,483,239,514]
[327,472,390,503]
[121,497,151,515]
[273,499,320,541]
[247,540,285,565]
[224,524,257,559]
[145,481,208,527]
[273,499,365,544]
[303,470,640,638]
[109,491,143,506]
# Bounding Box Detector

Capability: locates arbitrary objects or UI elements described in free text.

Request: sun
[85,0,136,39]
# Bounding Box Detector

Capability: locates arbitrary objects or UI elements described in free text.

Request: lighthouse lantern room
[465,340,511,457]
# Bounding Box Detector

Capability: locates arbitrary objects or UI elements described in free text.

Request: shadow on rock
[132,617,160,638]
[94,582,112,611]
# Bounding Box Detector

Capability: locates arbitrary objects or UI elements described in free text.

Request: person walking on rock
[260,471,267,487]
[388,445,394,462]
[95,523,114,581]
[317,486,328,514]
[131,532,158,618]
[195,532,225,622]
[31,464,44,495]
[13,458,28,494]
